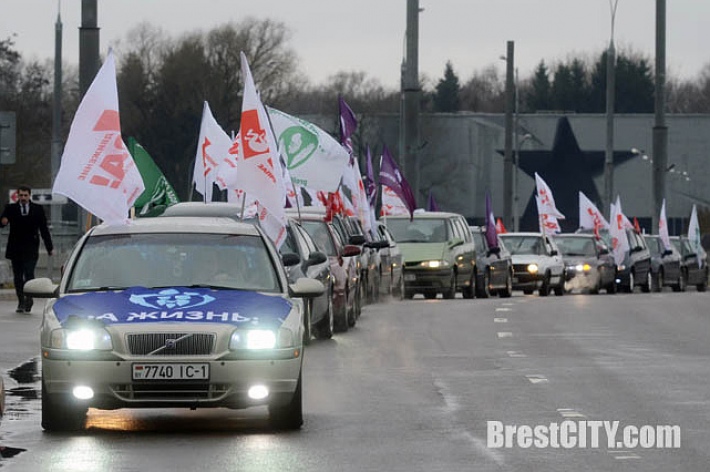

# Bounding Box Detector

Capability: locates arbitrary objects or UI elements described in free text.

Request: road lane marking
[526,374,548,384]
[495,307,511,312]
[497,332,513,338]
[494,317,508,323]
[507,351,526,358]
[609,451,641,459]
[557,408,586,418]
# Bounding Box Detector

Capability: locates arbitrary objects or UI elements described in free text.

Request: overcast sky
[2,0,708,88]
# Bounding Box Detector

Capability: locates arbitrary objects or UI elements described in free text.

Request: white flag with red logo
[659,199,672,251]
[193,101,232,202]
[578,191,609,232]
[609,196,630,265]
[535,173,565,222]
[235,52,287,247]
[536,195,562,234]
[53,50,144,225]
[380,185,410,217]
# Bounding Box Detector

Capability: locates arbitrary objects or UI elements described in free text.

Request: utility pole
[652,0,667,233]
[77,0,100,233]
[51,1,63,227]
[401,0,421,206]
[503,41,514,228]
[604,0,618,215]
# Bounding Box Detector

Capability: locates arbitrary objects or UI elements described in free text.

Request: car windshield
[554,236,597,257]
[500,235,544,255]
[301,221,337,257]
[644,236,663,256]
[386,218,449,243]
[67,233,280,293]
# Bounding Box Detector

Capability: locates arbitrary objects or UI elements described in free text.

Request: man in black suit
[0,186,54,313]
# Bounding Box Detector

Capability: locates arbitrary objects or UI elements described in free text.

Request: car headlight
[50,328,113,350]
[527,263,539,274]
[617,264,626,271]
[420,260,450,268]
[574,264,592,272]
[229,328,294,350]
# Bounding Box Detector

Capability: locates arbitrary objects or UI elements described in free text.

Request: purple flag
[379,144,416,218]
[338,96,358,158]
[485,192,499,249]
[364,145,377,207]
[426,189,440,211]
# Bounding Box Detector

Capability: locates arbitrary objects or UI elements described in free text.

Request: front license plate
[404,273,416,281]
[132,363,209,381]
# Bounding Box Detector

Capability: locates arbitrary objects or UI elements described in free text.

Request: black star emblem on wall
[502,117,637,232]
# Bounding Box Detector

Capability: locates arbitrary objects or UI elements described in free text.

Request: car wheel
[590,272,601,294]
[498,271,513,298]
[523,289,534,295]
[606,274,618,294]
[404,288,415,299]
[462,272,475,299]
[538,273,550,297]
[553,279,565,296]
[476,271,491,298]
[302,299,312,345]
[423,290,437,299]
[314,294,334,340]
[443,273,456,299]
[42,379,87,432]
[697,269,708,292]
[673,270,687,292]
[652,269,663,293]
[269,372,303,430]
[641,270,653,293]
[396,273,406,300]
[334,287,350,333]
[624,271,635,293]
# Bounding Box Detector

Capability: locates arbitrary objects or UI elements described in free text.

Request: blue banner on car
[52,287,292,327]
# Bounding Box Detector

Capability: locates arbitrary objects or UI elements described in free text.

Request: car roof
[160,202,244,218]
[89,216,261,237]
[499,232,545,237]
[552,233,597,239]
[385,211,462,219]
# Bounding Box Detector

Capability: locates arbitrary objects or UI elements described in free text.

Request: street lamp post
[603,0,619,214]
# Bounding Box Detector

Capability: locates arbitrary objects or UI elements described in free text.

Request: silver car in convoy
[24,217,324,432]
[499,232,566,296]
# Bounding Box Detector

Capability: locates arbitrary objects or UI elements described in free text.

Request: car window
[301,220,337,257]
[386,218,449,243]
[471,230,487,251]
[67,233,280,292]
[554,237,597,257]
[500,235,544,255]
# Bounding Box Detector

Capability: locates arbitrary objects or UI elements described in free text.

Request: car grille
[513,264,530,274]
[111,382,229,401]
[126,333,216,356]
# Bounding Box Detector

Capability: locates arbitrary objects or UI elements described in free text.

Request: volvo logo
[165,339,177,349]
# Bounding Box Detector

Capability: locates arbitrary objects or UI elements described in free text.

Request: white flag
[659,199,672,251]
[53,50,144,225]
[609,196,630,265]
[688,204,704,267]
[578,191,609,231]
[266,106,349,193]
[535,173,565,223]
[536,195,562,234]
[193,101,232,202]
[380,185,410,217]
[341,158,372,234]
[235,52,287,248]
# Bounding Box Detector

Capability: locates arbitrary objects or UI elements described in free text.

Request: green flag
[128,137,180,217]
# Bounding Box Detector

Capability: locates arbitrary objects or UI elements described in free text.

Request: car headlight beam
[230,328,294,350]
[527,263,539,274]
[52,328,113,351]
[420,260,449,269]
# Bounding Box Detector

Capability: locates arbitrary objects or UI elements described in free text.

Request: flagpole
[239,192,247,220]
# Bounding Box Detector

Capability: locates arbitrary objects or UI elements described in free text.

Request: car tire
[498,271,513,298]
[697,269,708,292]
[462,272,475,299]
[442,273,456,299]
[673,270,687,292]
[404,289,415,299]
[538,273,550,297]
[396,274,406,300]
[269,372,303,430]
[652,269,663,293]
[523,289,533,295]
[553,280,565,296]
[476,271,491,298]
[314,295,334,340]
[423,290,437,300]
[641,270,653,293]
[334,288,350,333]
[41,379,87,432]
[624,271,635,293]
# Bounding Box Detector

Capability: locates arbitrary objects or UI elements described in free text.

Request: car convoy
[18,206,708,433]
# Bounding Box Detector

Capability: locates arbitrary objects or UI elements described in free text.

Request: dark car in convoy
[553,233,616,294]
[670,235,709,291]
[469,226,513,298]
[644,235,684,292]
[499,232,565,296]
[290,210,362,332]
[385,212,476,299]
[375,221,405,299]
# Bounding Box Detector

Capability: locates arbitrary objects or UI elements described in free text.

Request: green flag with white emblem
[128,137,180,217]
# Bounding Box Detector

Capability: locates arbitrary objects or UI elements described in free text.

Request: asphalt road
[0,290,707,471]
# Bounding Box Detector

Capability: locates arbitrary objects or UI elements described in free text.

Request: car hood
[510,254,552,265]
[562,256,598,265]
[51,287,293,328]
[398,242,448,262]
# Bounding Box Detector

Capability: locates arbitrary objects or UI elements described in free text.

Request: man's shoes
[15,305,24,313]
[24,299,33,313]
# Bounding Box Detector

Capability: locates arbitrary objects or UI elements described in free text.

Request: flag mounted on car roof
[379,144,416,219]
[128,137,179,217]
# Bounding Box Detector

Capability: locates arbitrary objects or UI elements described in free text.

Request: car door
[292,223,331,320]
[450,216,476,284]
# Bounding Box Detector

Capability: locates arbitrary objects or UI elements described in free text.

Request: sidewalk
[0,288,16,301]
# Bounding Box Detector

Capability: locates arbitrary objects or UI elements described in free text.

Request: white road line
[526,374,548,384]
[507,351,527,358]
[609,451,641,459]
[493,317,508,323]
[497,332,513,338]
[495,307,511,312]
[556,408,586,418]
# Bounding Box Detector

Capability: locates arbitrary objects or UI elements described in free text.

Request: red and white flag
[53,50,144,225]
[609,196,630,265]
[659,198,672,251]
[235,52,287,247]
[194,101,232,202]
[535,173,564,234]
[380,185,410,217]
[578,191,609,232]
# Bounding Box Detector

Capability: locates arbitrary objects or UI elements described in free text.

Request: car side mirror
[449,237,464,248]
[307,251,328,266]
[598,247,609,255]
[341,244,361,257]
[661,249,673,257]
[365,240,390,250]
[349,234,366,245]
[550,249,558,256]
[281,253,301,267]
